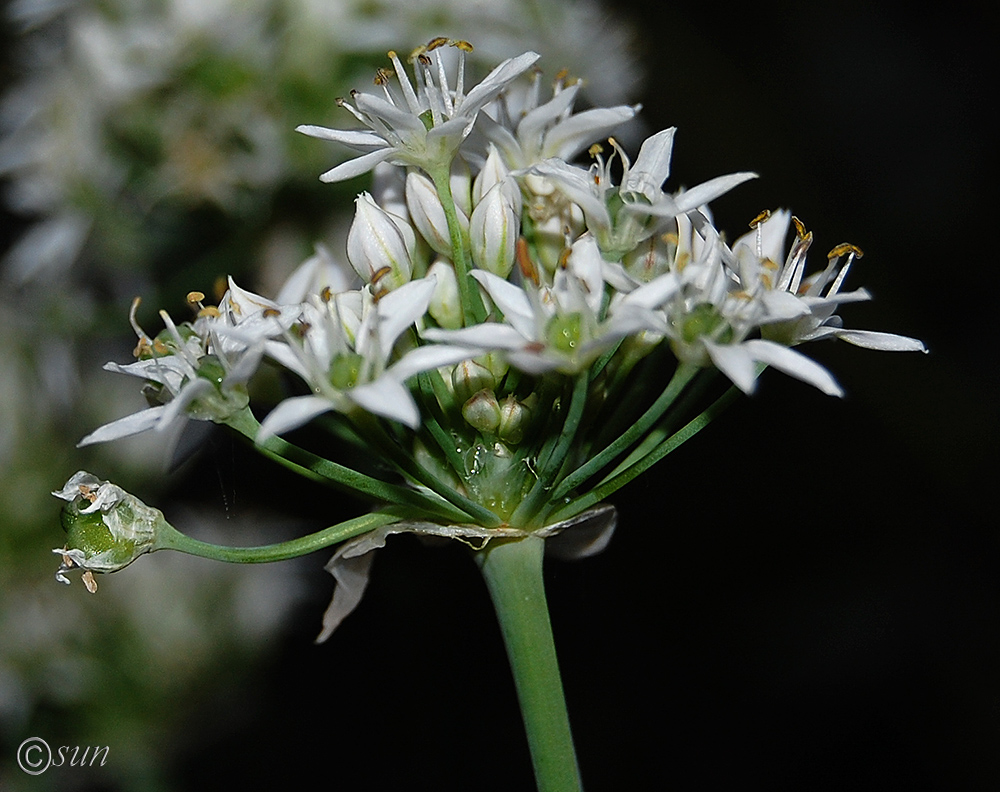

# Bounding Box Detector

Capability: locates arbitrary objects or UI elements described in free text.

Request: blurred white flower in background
[0,1,639,788]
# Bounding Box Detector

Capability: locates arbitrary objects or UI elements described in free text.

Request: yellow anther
[371,265,392,286]
[387,50,397,60]
[554,68,570,82]
[759,273,773,289]
[828,243,864,260]
[675,251,690,272]
[792,215,808,239]
[374,68,393,86]
[262,307,281,318]
[749,209,771,229]
[558,247,571,270]
[516,238,540,286]
[660,232,679,246]
[320,286,333,303]
[187,290,206,304]
[426,36,450,51]
[608,136,618,148]
[452,40,474,52]
[198,306,221,319]
[762,257,779,270]
[588,143,603,157]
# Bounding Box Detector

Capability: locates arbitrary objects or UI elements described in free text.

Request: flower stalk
[476,536,582,792]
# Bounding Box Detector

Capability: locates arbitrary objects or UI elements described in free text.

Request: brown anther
[187,290,206,305]
[827,243,864,260]
[198,306,221,319]
[453,40,474,52]
[320,286,333,303]
[152,339,170,355]
[749,209,771,229]
[417,53,432,67]
[558,247,571,270]
[370,265,392,286]
[81,570,98,594]
[349,89,360,98]
[134,337,152,359]
[372,285,389,302]
[262,307,281,318]
[374,68,393,86]
[792,215,808,239]
[78,484,97,502]
[516,237,540,286]
[335,96,347,106]
[426,36,450,51]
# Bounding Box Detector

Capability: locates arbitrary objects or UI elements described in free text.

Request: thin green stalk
[475,536,582,792]
[223,407,468,524]
[154,510,400,563]
[547,385,742,524]
[549,362,698,503]
[510,374,589,528]
[429,165,486,326]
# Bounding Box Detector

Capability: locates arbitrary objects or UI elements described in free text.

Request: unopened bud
[427,260,463,329]
[452,359,496,403]
[462,389,501,434]
[498,395,530,444]
[347,192,415,291]
[406,171,468,258]
[470,181,520,278]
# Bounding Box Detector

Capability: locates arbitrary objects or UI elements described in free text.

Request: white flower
[77,288,277,448]
[529,130,757,260]
[258,275,476,435]
[297,41,540,181]
[425,235,675,374]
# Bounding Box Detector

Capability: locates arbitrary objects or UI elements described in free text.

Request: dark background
[3,1,997,789]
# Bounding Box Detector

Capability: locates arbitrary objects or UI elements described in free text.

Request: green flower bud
[498,395,531,444]
[52,472,164,591]
[452,359,496,404]
[462,389,501,434]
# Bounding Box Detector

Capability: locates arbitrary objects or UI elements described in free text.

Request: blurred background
[0,0,995,789]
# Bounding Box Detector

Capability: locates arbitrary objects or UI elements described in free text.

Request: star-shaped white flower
[297,41,539,182]
[259,275,476,436]
[424,235,676,374]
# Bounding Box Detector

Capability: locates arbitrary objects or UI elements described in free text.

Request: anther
[198,306,221,319]
[370,265,392,286]
[516,237,540,286]
[827,243,864,260]
[374,68,393,86]
[792,215,808,239]
[452,40,474,52]
[588,143,603,157]
[554,68,570,82]
[320,286,333,303]
[426,36,449,51]
[749,209,771,229]
[262,307,281,318]
[187,290,206,305]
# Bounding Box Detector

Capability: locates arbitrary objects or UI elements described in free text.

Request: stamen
[749,210,770,259]
[426,36,449,51]
[320,286,333,303]
[81,570,98,594]
[828,243,864,259]
[374,67,393,86]
[197,306,221,319]
[748,209,771,229]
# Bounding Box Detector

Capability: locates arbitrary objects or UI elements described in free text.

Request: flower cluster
[67,42,924,627]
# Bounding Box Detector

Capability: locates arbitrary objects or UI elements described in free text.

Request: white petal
[623,128,676,201]
[704,340,758,394]
[388,344,480,382]
[470,271,537,339]
[544,105,639,161]
[672,172,758,213]
[257,395,333,441]
[349,378,420,428]
[77,406,168,447]
[423,323,526,351]
[319,149,394,183]
[458,51,541,117]
[742,339,844,396]
[296,125,387,150]
[376,275,437,358]
[828,329,927,352]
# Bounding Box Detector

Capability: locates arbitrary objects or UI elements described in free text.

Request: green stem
[223,407,468,524]
[475,536,582,792]
[154,510,400,563]
[547,384,742,524]
[430,166,486,326]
